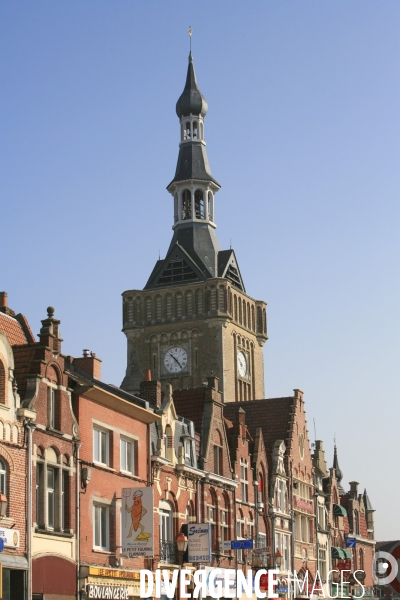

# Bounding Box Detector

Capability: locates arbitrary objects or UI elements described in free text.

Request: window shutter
[134,440,139,476]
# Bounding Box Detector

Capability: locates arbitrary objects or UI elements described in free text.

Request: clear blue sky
[1,2,399,540]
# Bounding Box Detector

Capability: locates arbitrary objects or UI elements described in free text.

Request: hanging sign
[188,523,211,563]
[121,487,153,557]
[0,528,20,548]
[346,537,357,548]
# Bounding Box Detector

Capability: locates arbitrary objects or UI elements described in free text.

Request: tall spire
[176,53,208,119]
[333,443,345,495]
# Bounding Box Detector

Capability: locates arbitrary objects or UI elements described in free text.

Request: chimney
[0,292,15,316]
[74,350,102,380]
[349,481,359,498]
[139,372,162,408]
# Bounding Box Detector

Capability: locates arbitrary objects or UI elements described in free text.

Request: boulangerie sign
[121,487,153,557]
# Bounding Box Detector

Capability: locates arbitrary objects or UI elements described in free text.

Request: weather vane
[188,26,192,52]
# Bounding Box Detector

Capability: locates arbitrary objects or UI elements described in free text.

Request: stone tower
[121,52,267,401]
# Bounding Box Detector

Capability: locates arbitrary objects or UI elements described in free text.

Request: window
[185,122,191,140]
[49,388,57,429]
[213,445,222,475]
[237,511,245,562]
[354,510,360,535]
[159,500,173,542]
[182,189,191,220]
[277,480,285,512]
[184,440,192,465]
[36,463,42,524]
[220,508,229,542]
[319,548,327,581]
[194,190,204,219]
[94,503,109,550]
[207,192,213,221]
[240,459,248,502]
[193,121,198,139]
[47,467,55,529]
[248,513,254,540]
[283,534,289,570]
[121,438,138,474]
[318,504,325,530]
[61,471,69,531]
[0,360,6,404]
[299,434,304,459]
[93,427,109,466]
[0,459,6,495]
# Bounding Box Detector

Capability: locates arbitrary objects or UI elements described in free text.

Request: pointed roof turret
[333,444,345,495]
[363,488,374,511]
[176,53,208,118]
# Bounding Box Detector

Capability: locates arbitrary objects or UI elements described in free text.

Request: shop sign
[121,487,153,557]
[0,527,20,548]
[294,496,313,512]
[188,523,211,563]
[88,567,140,580]
[345,537,357,548]
[86,583,129,599]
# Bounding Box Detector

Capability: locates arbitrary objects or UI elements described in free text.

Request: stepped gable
[224,396,295,468]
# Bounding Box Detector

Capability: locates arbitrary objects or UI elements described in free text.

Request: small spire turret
[333,444,345,495]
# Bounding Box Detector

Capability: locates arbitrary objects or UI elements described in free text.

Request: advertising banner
[0,527,20,548]
[121,487,153,557]
[188,523,211,563]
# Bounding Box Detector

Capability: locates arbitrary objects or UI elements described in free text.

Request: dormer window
[194,190,204,219]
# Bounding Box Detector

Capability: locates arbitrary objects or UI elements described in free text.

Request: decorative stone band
[294,496,313,512]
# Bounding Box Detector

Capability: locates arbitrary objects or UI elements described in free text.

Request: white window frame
[93,426,110,466]
[93,503,109,550]
[0,459,6,495]
[120,437,134,474]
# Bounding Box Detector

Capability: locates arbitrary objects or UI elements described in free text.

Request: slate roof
[172,388,206,432]
[0,312,30,346]
[176,52,208,119]
[168,143,220,188]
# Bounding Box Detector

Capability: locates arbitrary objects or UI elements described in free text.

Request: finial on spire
[188,26,192,53]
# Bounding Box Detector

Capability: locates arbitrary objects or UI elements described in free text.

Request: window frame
[93,503,110,551]
[0,459,6,495]
[120,436,135,474]
[93,426,110,466]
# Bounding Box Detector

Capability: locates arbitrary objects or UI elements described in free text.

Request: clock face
[237,351,247,378]
[164,346,188,373]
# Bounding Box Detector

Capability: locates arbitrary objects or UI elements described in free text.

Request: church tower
[121,52,267,401]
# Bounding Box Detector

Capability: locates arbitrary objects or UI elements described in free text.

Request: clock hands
[170,353,183,369]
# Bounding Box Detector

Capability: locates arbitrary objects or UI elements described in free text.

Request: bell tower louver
[121,52,267,399]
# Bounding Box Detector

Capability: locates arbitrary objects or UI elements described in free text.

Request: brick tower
[121,52,267,401]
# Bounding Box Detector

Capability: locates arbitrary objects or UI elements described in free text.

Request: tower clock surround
[121,52,268,401]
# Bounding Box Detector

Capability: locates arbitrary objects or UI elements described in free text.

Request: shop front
[80,566,145,600]
[0,526,27,600]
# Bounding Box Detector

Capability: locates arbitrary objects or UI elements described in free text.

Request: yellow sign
[88,567,140,580]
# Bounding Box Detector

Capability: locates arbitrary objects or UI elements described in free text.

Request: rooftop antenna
[188,26,192,52]
[158,249,160,260]
[230,238,232,249]
[313,418,317,443]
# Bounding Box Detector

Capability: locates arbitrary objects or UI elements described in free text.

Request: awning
[0,554,28,570]
[333,503,347,517]
[331,547,346,559]
[343,549,353,558]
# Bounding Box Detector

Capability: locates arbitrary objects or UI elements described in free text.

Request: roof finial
[188,26,192,52]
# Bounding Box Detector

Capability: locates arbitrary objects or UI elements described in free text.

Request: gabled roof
[218,249,245,292]
[145,242,205,289]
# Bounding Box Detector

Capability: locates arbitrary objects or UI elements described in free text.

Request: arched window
[166,294,172,319]
[208,191,213,221]
[196,290,203,314]
[175,293,182,318]
[165,425,173,461]
[193,121,198,139]
[174,193,178,223]
[185,291,193,317]
[182,189,191,220]
[354,509,360,535]
[234,295,238,321]
[0,459,6,495]
[247,304,251,329]
[251,305,255,331]
[220,495,229,541]
[239,299,242,324]
[0,360,6,404]
[156,296,162,321]
[242,299,246,327]
[185,122,191,140]
[48,387,59,430]
[359,548,364,570]
[194,190,205,219]
[159,500,174,562]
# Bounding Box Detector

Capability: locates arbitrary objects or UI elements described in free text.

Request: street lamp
[275,550,283,569]
[0,493,7,517]
[176,532,188,565]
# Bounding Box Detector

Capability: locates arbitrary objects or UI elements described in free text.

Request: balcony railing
[159,540,177,565]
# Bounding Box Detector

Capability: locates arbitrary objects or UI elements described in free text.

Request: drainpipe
[75,441,82,600]
[290,461,295,576]
[25,420,36,600]
[314,471,320,577]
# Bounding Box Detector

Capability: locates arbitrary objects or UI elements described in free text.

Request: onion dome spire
[333,443,345,495]
[176,52,208,118]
